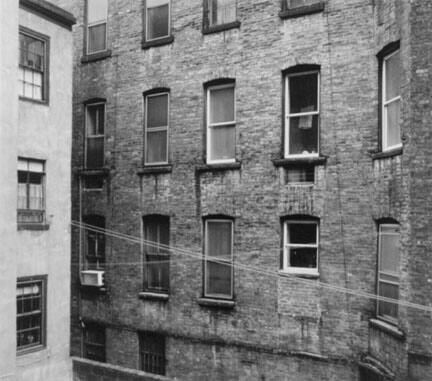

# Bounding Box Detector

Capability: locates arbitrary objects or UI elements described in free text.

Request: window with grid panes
[83,322,106,362]
[86,0,108,54]
[139,332,165,375]
[85,102,105,169]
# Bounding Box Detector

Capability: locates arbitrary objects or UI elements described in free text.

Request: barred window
[139,332,166,375]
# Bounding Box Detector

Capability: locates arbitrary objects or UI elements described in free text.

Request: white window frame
[146,0,171,42]
[382,49,402,152]
[377,223,400,324]
[86,0,108,55]
[144,92,169,165]
[282,220,319,275]
[85,102,106,169]
[204,219,234,299]
[208,0,237,27]
[284,70,320,158]
[206,83,236,164]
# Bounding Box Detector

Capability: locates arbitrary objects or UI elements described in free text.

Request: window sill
[17,344,46,357]
[370,146,403,160]
[279,2,325,19]
[17,223,49,231]
[76,167,110,177]
[279,269,319,279]
[19,96,48,106]
[197,297,235,309]
[137,165,172,175]
[369,318,405,340]
[142,35,174,50]
[139,292,169,301]
[81,50,112,64]
[202,20,241,35]
[195,161,241,173]
[272,156,327,167]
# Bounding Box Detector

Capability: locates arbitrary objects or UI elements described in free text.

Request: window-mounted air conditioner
[80,270,105,287]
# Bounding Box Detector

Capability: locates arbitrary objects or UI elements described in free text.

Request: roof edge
[19,0,76,30]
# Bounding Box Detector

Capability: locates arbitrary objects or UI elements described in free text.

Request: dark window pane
[207,221,232,259]
[286,166,314,183]
[84,176,104,189]
[86,136,104,168]
[289,73,318,114]
[378,281,398,319]
[87,104,105,136]
[147,94,168,128]
[87,0,108,23]
[289,247,317,268]
[146,254,169,291]
[209,87,235,124]
[140,332,165,375]
[147,4,169,40]
[288,223,316,244]
[84,323,105,362]
[288,114,318,155]
[288,0,319,8]
[146,130,167,163]
[206,260,232,296]
[88,23,106,53]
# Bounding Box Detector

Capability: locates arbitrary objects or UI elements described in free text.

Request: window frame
[16,275,47,354]
[82,321,106,362]
[284,70,320,159]
[381,49,402,152]
[282,219,319,275]
[85,101,106,169]
[82,215,106,270]
[139,331,166,375]
[203,218,234,300]
[204,0,238,28]
[18,26,49,103]
[206,82,236,165]
[377,223,400,324]
[17,158,46,225]
[145,0,171,43]
[85,0,108,55]
[144,91,170,166]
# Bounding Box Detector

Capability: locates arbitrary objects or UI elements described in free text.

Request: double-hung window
[145,0,170,42]
[17,158,45,224]
[86,0,108,54]
[85,102,105,169]
[377,224,400,322]
[83,215,105,270]
[204,219,233,299]
[83,322,106,362]
[19,29,47,101]
[144,92,169,165]
[206,0,237,27]
[382,49,401,151]
[206,83,236,164]
[143,216,170,293]
[282,219,319,275]
[139,332,166,375]
[17,277,46,352]
[285,70,319,157]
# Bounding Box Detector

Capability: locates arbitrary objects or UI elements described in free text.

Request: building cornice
[19,0,76,30]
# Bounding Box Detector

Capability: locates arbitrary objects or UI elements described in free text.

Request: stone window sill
[202,20,241,35]
[195,161,241,173]
[279,2,325,19]
[137,165,172,175]
[279,270,319,279]
[142,35,174,50]
[19,96,48,106]
[197,297,235,309]
[81,50,112,64]
[139,292,169,301]
[369,318,405,340]
[272,156,327,167]
[18,223,50,231]
[370,146,403,160]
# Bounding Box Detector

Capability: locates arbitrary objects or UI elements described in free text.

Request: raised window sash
[377,224,400,322]
[85,103,105,169]
[207,84,236,164]
[204,219,233,299]
[145,93,169,165]
[139,332,166,375]
[83,215,106,270]
[83,323,106,362]
[285,71,319,158]
[382,50,401,151]
[146,0,170,41]
[87,0,108,54]
[208,0,236,26]
[143,217,170,292]
[17,278,45,351]
[283,220,319,275]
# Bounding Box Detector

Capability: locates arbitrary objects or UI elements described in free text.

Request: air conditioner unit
[80,270,105,287]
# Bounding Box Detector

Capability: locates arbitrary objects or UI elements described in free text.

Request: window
[85,102,105,169]
[144,92,169,165]
[206,82,236,164]
[285,70,319,157]
[205,0,237,27]
[377,224,400,322]
[19,29,47,101]
[86,0,108,54]
[143,216,169,293]
[17,158,45,224]
[282,219,319,275]
[139,332,165,375]
[17,277,46,351]
[145,0,170,42]
[204,219,233,299]
[83,322,105,362]
[382,49,401,151]
[83,215,105,270]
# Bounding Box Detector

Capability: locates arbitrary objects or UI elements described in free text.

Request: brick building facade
[56,0,431,379]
